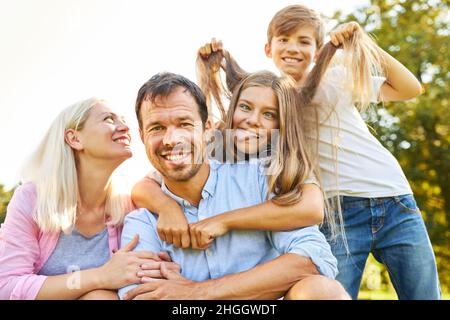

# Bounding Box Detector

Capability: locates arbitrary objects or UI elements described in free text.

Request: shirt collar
[160,160,220,207]
[160,182,189,207]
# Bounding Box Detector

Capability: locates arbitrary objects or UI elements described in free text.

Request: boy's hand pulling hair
[329,21,362,47]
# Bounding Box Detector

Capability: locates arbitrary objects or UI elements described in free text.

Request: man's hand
[157,204,191,248]
[123,264,201,300]
[189,215,230,250]
[329,21,362,47]
[138,251,182,282]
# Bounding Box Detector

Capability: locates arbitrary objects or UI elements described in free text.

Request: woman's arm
[35,235,165,299]
[35,267,110,300]
[0,184,50,300]
[189,184,324,249]
[132,176,190,248]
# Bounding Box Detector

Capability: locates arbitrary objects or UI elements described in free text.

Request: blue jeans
[320,194,441,300]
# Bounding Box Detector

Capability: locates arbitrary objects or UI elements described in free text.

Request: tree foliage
[0,184,14,224]
[333,0,449,291]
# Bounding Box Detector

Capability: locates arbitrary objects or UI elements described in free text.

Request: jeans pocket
[395,194,420,214]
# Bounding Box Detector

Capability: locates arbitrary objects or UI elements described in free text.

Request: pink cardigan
[0,183,122,300]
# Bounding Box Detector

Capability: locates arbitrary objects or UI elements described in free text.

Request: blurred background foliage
[0,0,448,299]
[0,184,13,225]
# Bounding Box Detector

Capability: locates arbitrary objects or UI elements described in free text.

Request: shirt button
[206,249,213,256]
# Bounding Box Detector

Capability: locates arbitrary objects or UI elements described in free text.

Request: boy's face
[265,25,318,84]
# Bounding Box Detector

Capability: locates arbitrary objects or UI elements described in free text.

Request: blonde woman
[0,98,178,300]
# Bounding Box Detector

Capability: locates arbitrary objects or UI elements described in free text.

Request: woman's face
[76,102,132,164]
[232,86,279,156]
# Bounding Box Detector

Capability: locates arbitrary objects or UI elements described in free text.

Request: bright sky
[0,0,368,190]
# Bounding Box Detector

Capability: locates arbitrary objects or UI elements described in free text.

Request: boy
[200,4,440,300]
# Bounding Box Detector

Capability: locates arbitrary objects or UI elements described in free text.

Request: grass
[357,254,448,300]
[358,290,450,300]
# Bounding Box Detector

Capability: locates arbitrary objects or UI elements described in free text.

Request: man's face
[139,86,211,182]
[265,25,318,83]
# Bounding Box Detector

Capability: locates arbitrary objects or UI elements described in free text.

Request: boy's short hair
[267,5,325,49]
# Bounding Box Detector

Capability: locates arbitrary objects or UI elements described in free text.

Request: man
[119,72,349,300]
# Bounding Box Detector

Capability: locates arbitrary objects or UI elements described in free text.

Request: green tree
[0,184,14,224]
[333,0,450,292]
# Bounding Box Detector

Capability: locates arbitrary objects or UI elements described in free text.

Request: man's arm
[199,224,337,299]
[117,209,164,299]
[195,253,319,299]
[125,223,337,300]
[124,253,319,300]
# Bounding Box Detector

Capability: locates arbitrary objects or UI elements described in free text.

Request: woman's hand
[329,21,362,47]
[97,235,164,289]
[189,215,230,249]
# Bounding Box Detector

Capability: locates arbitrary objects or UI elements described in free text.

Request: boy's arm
[378,48,423,101]
[132,175,190,248]
[188,184,324,249]
[123,253,319,300]
[330,21,422,102]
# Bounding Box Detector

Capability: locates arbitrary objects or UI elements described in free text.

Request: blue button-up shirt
[118,160,337,298]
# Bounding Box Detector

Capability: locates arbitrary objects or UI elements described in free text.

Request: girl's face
[76,103,132,163]
[232,86,279,156]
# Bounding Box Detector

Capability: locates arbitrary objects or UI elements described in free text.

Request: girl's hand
[198,37,223,58]
[329,21,362,47]
[157,203,191,249]
[188,215,230,249]
[98,235,163,289]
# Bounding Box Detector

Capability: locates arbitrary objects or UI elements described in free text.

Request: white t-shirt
[312,66,412,198]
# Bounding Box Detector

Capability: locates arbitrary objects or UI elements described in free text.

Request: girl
[0,98,179,300]
[131,49,329,251]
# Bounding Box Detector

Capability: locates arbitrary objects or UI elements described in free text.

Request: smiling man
[139,85,209,183]
[118,72,348,300]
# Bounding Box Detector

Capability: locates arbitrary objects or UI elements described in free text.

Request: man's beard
[154,144,205,182]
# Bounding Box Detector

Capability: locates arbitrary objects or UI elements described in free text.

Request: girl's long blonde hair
[297,33,386,244]
[21,97,133,233]
[197,51,318,206]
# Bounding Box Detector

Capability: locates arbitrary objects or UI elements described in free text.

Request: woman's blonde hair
[21,97,132,233]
